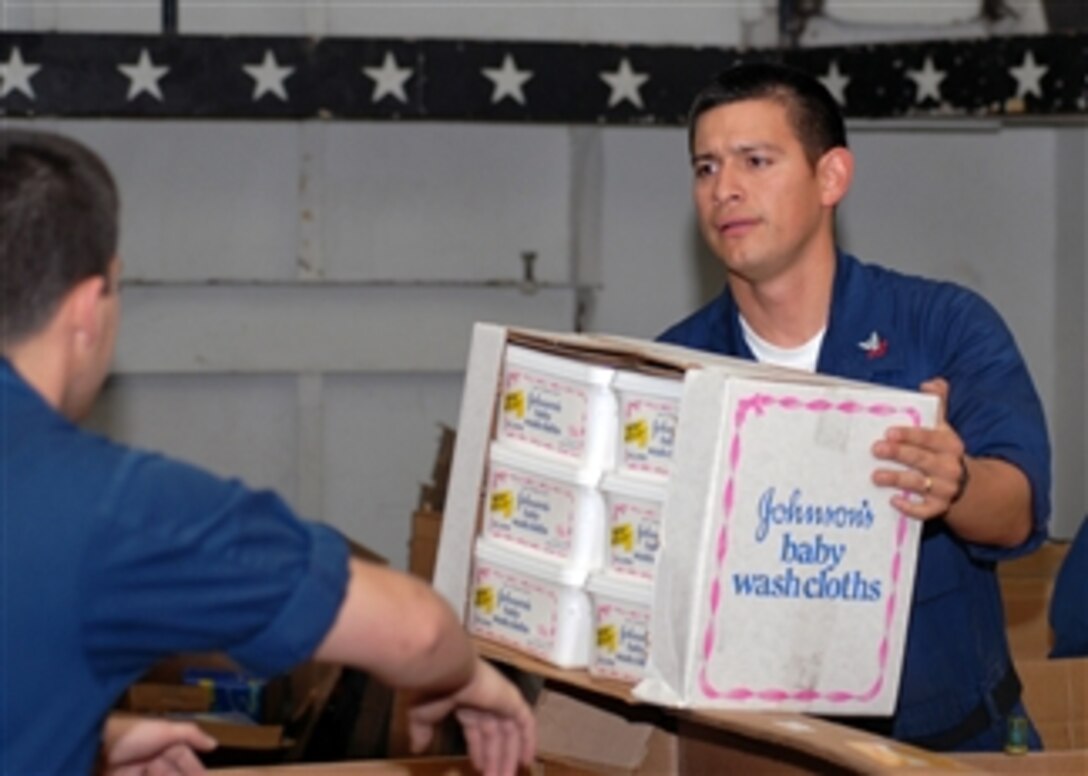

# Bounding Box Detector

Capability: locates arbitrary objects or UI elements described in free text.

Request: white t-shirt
[739,315,825,373]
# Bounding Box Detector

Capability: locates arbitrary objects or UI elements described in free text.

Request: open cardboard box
[430,324,1011,774]
[120,651,342,763]
[437,323,939,714]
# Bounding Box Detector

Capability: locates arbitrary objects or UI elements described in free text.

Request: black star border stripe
[1,31,1085,122]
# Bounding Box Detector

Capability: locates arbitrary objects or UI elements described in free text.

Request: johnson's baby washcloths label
[498,345,616,469]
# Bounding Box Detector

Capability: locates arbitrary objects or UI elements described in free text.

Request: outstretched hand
[871,378,969,520]
[406,657,536,776]
[100,715,217,776]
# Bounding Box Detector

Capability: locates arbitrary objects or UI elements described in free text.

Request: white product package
[482,441,605,573]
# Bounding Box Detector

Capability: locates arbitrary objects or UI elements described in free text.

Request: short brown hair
[688,61,848,167]
[0,130,119,346]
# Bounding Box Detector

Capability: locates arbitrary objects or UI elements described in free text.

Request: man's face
[690,98,831,285]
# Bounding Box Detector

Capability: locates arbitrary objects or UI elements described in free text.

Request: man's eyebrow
[690,142,784,164]
[733,141,784,154]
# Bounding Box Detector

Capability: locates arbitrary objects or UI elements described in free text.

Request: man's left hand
[871,378,969,520]
[100,715,217,776]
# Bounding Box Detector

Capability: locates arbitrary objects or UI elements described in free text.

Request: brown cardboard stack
[953,657,1088,773]
[409,425,456,582]
[998,540,1069,660]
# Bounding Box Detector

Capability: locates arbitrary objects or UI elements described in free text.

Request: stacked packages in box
[468,345,679,680]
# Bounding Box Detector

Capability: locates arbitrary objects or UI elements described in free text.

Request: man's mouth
[717,217,760,237]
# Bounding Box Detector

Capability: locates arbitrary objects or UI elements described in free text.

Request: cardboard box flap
[638,373,933,713]
[536,686,672,771]
[509,326,929,395]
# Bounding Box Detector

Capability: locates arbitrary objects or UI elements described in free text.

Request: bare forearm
[944,456,1033,548]
[314,559,477,694]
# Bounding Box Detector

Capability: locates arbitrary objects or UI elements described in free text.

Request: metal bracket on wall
[162,0,177,35]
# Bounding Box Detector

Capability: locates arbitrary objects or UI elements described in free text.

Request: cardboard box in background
[953,658,1088,773]
[409,509,443,582]
[479,638,991,775]
[120,651,336,761]
[119,542,392,765]
[1017,657,1088,751]
[208,757,481,775]
[998,540,1069,660]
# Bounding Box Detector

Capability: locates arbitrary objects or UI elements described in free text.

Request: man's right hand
[406,657,536,776]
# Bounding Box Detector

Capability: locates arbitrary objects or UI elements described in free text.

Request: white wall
[7,0,1084,566]
[2,0,758,44]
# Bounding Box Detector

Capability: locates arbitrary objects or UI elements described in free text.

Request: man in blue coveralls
[660,63,1050,751]
[0,130,535,775]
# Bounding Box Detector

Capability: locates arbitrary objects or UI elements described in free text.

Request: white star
[243,50,294,102]
[819,60,850,107]
[0,47,41,100]
[858,332,881,352]
[481,53,533,106]
[906,56,946,104]
[1009,50,1048,100]
[600,58,649,109]
[117,48,169,102]
[363,51,413,104]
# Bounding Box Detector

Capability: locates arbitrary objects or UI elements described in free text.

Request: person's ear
[817,147,854,207]
[66,273,109,353]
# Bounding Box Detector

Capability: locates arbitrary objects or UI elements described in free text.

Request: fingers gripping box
[435,324,937,716]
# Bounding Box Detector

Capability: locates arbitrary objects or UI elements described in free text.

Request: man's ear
[65,273,109,352]
[817,147,854,208]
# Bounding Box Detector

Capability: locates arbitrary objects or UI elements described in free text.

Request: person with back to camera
[0,129,536,775]
[1049,515,1088,659]
[659,62,1051,751]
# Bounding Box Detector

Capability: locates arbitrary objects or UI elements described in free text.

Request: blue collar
[713,251,906,382]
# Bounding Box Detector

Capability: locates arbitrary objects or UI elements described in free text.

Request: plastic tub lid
[505,345,615,387]
[587,571,653,603]
[475,536,588,587]
[600,472,668,502]
[489,441,600,487]
[612,370,684,398]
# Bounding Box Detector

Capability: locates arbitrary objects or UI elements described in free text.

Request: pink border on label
[500,369,591,458]
[621,396,677,477]
[591,600,652,682]
[697,393,922,705]
[472,565,560,660]
[486,467,576,558]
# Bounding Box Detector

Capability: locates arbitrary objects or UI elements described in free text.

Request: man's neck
[729,248,836,348]
[4,335,70,415]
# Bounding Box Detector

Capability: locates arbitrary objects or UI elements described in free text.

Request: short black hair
[0,130,119,346]
[688,61,848,167]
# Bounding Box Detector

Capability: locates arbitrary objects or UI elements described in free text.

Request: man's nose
[712,163,742,205]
